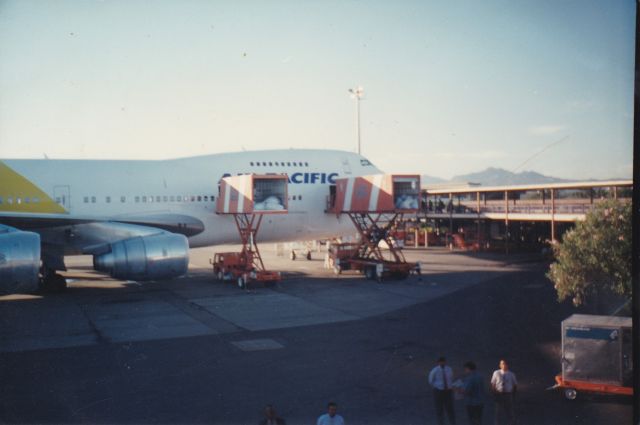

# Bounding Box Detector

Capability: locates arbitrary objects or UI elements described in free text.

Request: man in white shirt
[316,401,345,425]
[490,359,518,425]
[428,356,456,425]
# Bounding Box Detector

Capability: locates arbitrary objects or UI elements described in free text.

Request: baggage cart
[548,314,633,400]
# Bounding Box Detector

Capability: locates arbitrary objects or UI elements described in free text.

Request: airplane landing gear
[40,269,67,293]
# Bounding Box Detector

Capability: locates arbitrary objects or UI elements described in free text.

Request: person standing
[490,359,517,425]
[259,405,286,425]
[428,356,456,425]
[462,361,484,425]
[316,401,345,425]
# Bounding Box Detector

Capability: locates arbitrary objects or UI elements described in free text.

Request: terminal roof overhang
[423,179,632,195]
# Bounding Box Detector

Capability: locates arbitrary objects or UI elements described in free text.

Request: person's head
[327,402,338,417]
[499,359,509,371]
[264,405,277,419]
[463,361,476,374]
[437,356,446,367]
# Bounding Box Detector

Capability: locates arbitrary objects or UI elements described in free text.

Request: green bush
[547,199,631,306]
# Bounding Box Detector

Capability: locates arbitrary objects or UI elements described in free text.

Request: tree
[547,199,631,307]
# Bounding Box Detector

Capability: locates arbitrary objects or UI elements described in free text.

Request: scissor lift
[211,174,288,289]
[326,174,421,281]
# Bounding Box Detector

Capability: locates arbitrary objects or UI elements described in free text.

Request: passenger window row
[250,161,309,167]
[0,196,41,205]
[82,195,217,204]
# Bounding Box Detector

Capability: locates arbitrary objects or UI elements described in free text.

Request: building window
[163,196,168,202]
[191,195,196,202]
[121,196,126,203]
[155,196,161,202]
[106,196,111,203]
[91,196,96,203]
[275,162,279,166]
[7,197,13,204]
[203,195,208,202]
[16,197,21,204]
[176,195,182,202]
[256,162,260,166]
[135,196,140,203]
[250,162,254,166]
[84,196,89,203]
[211,195,215,201]
[298,195,302,200]
[142,196,147,203]
[262,162,267,166]
[304,162,309,166]
[170,195,175,202]
[197,196,202,202]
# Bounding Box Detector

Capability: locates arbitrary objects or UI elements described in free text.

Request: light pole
[349,86,364,154]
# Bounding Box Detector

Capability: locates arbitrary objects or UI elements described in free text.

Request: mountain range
[421,167,575,186]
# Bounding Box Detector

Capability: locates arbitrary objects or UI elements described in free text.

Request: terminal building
[398,180,632,253]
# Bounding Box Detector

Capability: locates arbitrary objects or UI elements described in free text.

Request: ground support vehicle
[547,314,632,400]
[210,214,281,289]
[326,174,421,281]
[211,174,287,289]
[336,213,420,281]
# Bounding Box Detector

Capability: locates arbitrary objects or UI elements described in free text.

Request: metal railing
[422,197,630,217]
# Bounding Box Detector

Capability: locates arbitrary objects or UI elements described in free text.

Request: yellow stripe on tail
[0,162,67,213]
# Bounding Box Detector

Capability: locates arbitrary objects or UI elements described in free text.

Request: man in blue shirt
[316,401,345,425]
[462,361,484,425]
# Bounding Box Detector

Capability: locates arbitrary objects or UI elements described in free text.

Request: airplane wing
[0,212,205,236]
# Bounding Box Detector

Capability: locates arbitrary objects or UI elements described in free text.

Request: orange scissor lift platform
[211,174,288,289]
[326,174,421,281]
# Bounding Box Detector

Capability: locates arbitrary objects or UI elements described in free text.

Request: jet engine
[93,233,189,281]
[0,228,41,294]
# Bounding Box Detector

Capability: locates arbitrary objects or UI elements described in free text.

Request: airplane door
[53,185,71,210]
[341,158,352,175]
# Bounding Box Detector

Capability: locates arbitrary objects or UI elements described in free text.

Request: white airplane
[0,149,380,294]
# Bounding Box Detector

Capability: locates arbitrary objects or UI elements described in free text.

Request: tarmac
[0,245,632,424]
[0,246,517,352]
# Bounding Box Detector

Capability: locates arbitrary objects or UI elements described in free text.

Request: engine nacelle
[0,229,41,294]
[93,233,189,281]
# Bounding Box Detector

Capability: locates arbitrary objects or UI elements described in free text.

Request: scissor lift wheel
[564,388,577,400]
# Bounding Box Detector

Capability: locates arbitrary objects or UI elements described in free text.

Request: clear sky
[0,0,635,180]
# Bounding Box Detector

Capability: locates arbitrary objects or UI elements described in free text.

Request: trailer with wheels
[326,174,421,281]
[210,174,287,289]
[327,242,360,274]
[547,314,633,400]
